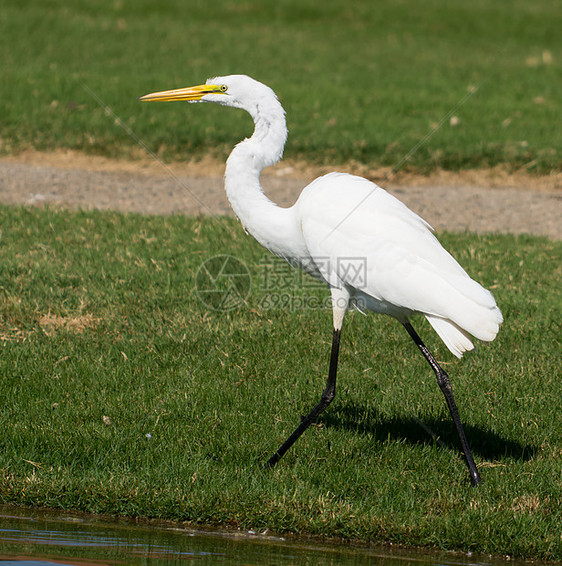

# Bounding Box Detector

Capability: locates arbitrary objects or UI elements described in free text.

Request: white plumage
[140,74,503,485]
[193,75,502,357]
[295,171,502,357]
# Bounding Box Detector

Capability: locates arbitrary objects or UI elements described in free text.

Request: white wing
[295,173,502,357]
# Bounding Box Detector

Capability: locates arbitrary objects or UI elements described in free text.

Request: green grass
[1,0,560,172]
[0,205,560,560]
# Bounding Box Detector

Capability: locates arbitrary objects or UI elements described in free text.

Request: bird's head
[139,74,281,117]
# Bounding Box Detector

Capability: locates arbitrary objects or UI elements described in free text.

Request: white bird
[140,75,502,486]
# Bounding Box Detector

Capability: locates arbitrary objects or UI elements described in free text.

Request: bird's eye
[220,84,228,93]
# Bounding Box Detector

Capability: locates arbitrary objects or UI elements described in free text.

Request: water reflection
[0,505,519,566]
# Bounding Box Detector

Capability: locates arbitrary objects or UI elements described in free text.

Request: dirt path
[1,150,560,240]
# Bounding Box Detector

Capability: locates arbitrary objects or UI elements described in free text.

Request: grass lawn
[0,0,560,172]
[0,206,560,560]
[1,0,560,559]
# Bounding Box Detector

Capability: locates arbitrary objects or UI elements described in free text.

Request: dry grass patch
[38,313,101,336]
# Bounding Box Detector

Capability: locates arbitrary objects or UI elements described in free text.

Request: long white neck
[224,98,302,258]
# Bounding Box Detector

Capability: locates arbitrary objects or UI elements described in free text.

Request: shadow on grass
[320,401,537,462]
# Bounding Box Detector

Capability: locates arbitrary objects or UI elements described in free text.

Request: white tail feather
[426,315,474,358]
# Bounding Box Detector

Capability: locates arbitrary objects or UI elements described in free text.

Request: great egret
[140,75,502,486]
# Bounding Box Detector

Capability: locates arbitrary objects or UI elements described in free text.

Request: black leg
[266,327,341,468]
[403,321,482,486]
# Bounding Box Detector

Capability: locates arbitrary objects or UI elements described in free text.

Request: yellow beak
[139,84,224,102]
